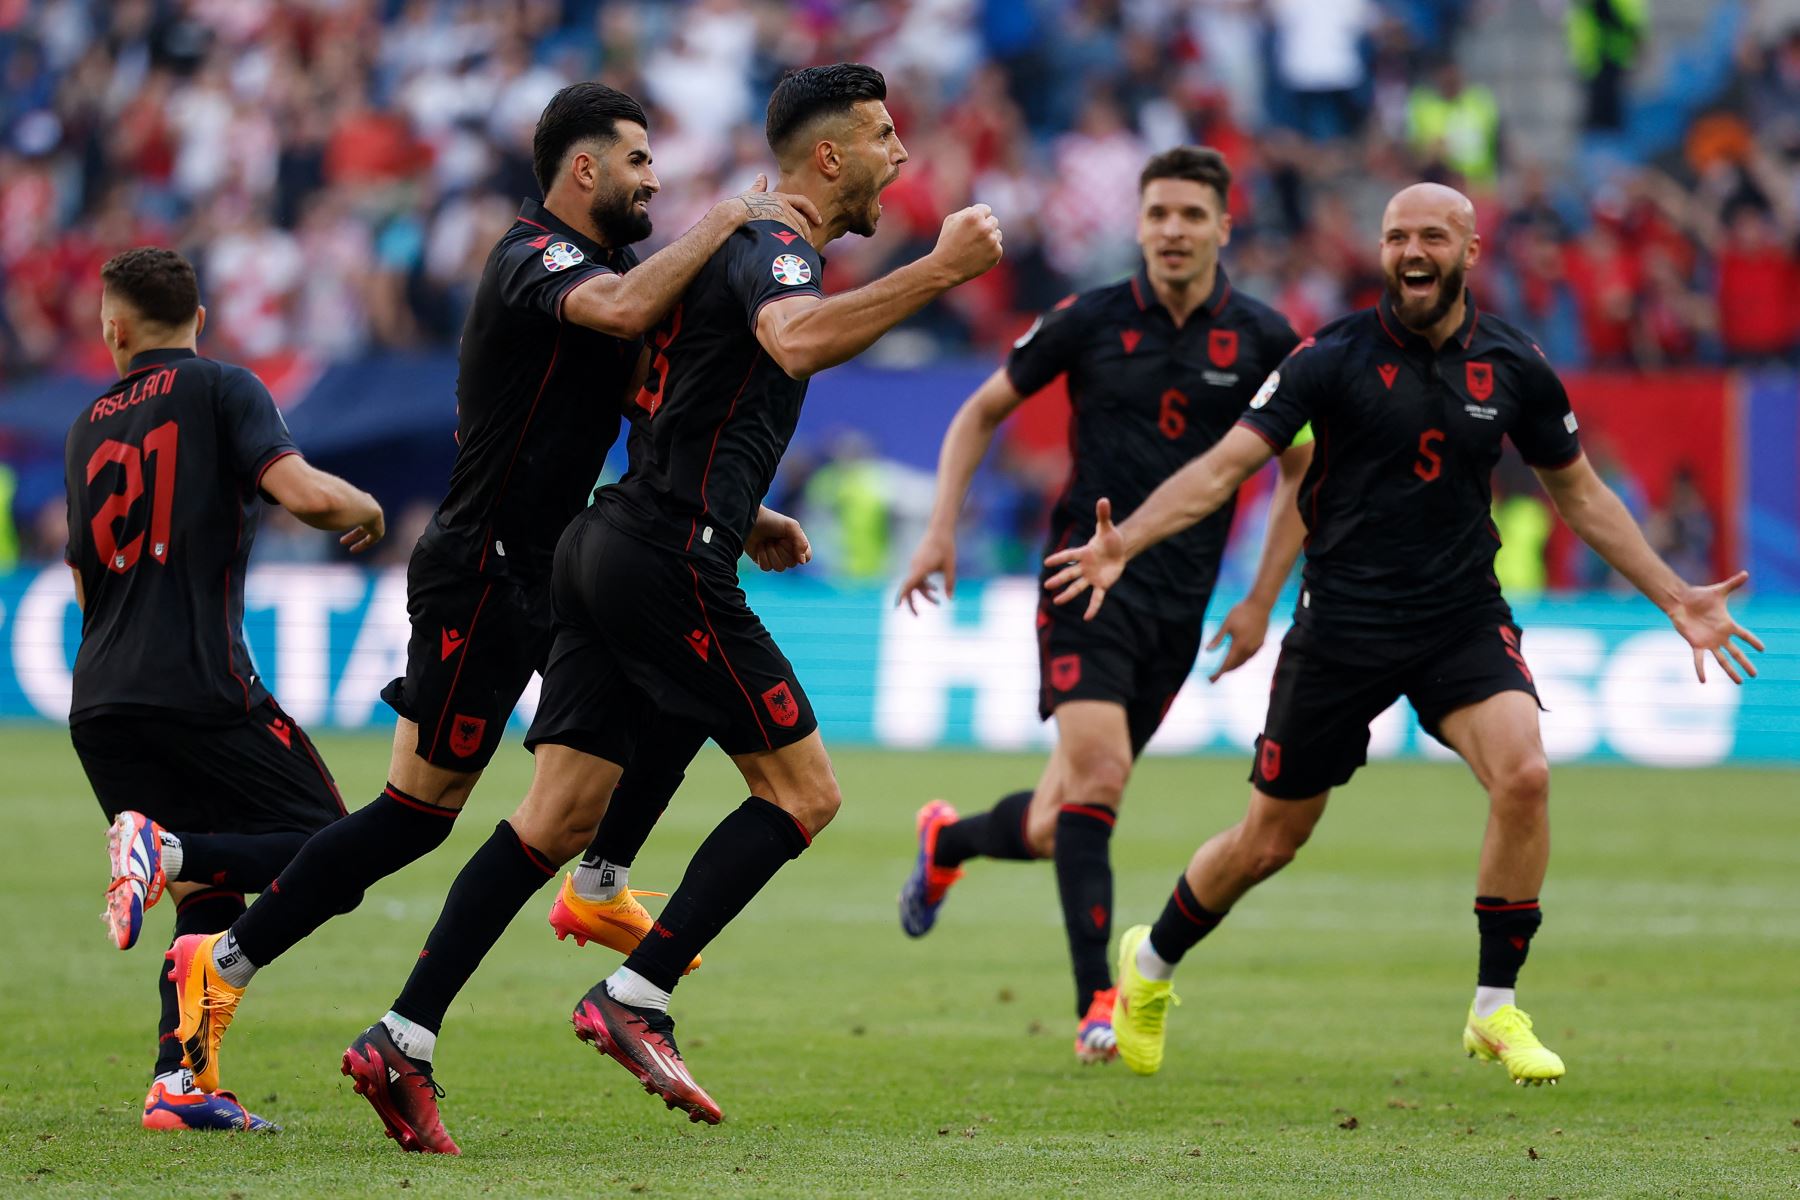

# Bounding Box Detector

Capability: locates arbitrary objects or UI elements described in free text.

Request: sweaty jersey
[422,198,643,580]
[65,348,297,722]
[1237,290,1581,635]
[1010,266,1300,620]
[600,220,825,564]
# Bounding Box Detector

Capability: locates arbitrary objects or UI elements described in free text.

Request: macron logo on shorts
[440,627,465,660]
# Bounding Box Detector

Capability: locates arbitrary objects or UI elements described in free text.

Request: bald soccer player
[1045,183,1762,1086]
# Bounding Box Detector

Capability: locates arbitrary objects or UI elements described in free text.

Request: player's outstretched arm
[755,205,1003,380]
[260,454,385,554]
[564,175,822,339]
[1534,454,1763,683]
[745,504,812,573]
[1044,424,1275,619]
[1208,437,1313,681]
[897,368,1028,613]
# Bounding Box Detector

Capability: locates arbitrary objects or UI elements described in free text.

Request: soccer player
[162,83,818,1148]
[893,147,1312,1064]
[71,247,384,1131]
[1045,182,1763,1085]
[330,62,1000,1145]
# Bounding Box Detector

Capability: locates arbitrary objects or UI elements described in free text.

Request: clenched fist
[931,204,1004,285]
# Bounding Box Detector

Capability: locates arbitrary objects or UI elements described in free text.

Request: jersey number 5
[1414,428,1444,482]
[87,420,178,573]
[1158,388,1189,440]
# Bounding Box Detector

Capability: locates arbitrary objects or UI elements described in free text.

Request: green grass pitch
[2,727,1796,1198]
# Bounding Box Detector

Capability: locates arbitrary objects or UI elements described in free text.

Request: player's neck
[774,174,841,250]
[113,333,196,377]
[542,193,606,247]
[1148,262,1216,328]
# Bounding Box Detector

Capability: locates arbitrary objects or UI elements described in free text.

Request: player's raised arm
[565,175,820,339]
[897,368,1029,612]
[755,204,1003,380]
[1044,424,1275,618]
[259,454,386,553]
[1206,435,1313,680]
[1532,455,1761,683]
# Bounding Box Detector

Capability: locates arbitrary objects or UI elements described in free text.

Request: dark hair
[1139,146,1232,206]
[100,247,199,326]
[764,63,887,156]
[532,82,649,195]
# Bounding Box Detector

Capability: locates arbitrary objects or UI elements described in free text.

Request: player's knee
[1491,756,1550,810]
[795,775,843,835]
[1239,820,1312,882]
[1064,749,1131,810]
[1024,816,1056,859]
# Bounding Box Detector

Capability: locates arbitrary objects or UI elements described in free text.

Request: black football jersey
[422,198,643,579]
[1010,267,1300,620]
[599,221,825,565]
[65,348,297,721]
[1237,291,1581,635]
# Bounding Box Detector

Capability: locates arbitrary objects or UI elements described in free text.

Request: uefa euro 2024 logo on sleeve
[771,253,812,286]
[542,242,585,272]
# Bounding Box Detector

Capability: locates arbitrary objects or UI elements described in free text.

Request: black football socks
[389,821,557,1034]
[231,785,458,967]
[1054,804,1116,1016]
[1474,896,1542,988]
[623,797,810,992]
[933,790,1037,867]
[1147,874,1227,965]
[166,831,311,893]
[155,888,245,1078]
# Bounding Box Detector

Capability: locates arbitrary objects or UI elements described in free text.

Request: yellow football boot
[165,931,246,1094]
[1463,1003,1566,1086]
[547,874,700,974]
[1112,924,1180,1076]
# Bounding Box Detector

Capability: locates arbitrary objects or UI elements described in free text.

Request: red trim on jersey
[383,783,459,818]
[687,563,771,748]
[253,448,300,494]
[427,582,493,760]
[685,354,761,552]
[1129,275,1147,311]
[516,216,550,232]
[477,327,563,572]
[1209,279,1233,315]
[1473,899,1540,912]
[1528,448,1583,471]
[1460,303,1482,348]
[1059,803,1116,828]
[1375,304,1406,347]
[1234,419,1282,452]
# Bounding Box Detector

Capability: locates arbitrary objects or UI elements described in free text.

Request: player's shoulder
[1217,284,1290,334]
[1471,306,1559,370]
[1280,308,1367,369]
[491,218,597,275]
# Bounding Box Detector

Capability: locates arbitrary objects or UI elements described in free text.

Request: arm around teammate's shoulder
[563,176,822,339]
[755,205,1003,380]
[259,454,385,554]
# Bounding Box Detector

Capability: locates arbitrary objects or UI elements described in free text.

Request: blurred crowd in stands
[0,0,1793,380]
[0,0,1768,583]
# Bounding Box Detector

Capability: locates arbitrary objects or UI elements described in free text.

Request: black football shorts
[526,511,818,763]
[381,540,553,770]
[73,697,344,834]
[1034,579,1208,756]
[1249,608,1542,800]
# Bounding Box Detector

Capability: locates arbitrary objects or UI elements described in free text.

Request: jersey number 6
[1158,388,1189,440]
[87,419,179,574]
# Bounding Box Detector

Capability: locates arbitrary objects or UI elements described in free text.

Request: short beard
[841,160,883,238]
[592,184,652,247]
[1388,260,1465,330]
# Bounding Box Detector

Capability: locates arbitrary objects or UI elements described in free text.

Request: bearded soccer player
[71,247,384,1131]
[1045,182,1762,1084]
[163,83,818,1148]
[893,146,1311,1063]
[327,63,1000,1145]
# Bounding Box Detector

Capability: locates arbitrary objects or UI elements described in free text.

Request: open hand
[1205,599,1272,682]
[734,174,820,240]
[896,530,957,615]
[1669,570,1763,683]
[1042,498,1125,620]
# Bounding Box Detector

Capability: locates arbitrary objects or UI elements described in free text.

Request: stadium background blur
[0,0,1796,767]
